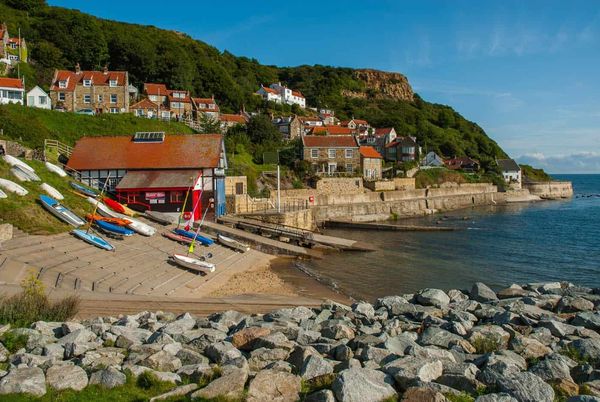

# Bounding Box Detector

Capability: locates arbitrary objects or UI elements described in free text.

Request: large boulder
[300,354,334,380]
[190,367,248,400]
[557,297,595,313]
[231,327,271,350]
[141,350,182,372]
[246,369,301,402]
[0,367,46,397]
[569,338,600,361]
[420,326,465,349]
[475,394,519,402]
[416,289,450,308]
[571,312,600,331]
[332,368,397,402]
[497,372,555,402]
[471,282,499,303]
[89,367,126,389]
[402,386,447,402]
[529,353,576,382]
[46,365,89,391]
[383,356,443,389]
[205,341,243,364]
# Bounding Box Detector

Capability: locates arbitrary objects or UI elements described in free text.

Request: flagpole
[187,203,210,256]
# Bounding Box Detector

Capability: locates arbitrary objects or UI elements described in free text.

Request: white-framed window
[58,92,66,101]
[149,95,158,101]
[345,149,353,158]
[83,94,91,104]
[328,149,336,159]
[109,107,119,114]
[83,79,92,87]
[135,109,145,117]
[346,163,353,173]
[311,149,318,159]
[58,81,67,89]
[39,96,47,105]
[110,94,117,104]
[109,80,118,87]
[97,94,103,102]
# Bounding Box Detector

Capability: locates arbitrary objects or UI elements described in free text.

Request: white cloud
[518,152,600,173]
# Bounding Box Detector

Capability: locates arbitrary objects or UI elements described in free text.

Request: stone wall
[244,209,316,231]
[364,180,395,192]
[226,194,273,214]
[393,178,416,191]
[0,139,38,159]
[315,177,364,194]
[225,176,247,196]
[523,181,573,199]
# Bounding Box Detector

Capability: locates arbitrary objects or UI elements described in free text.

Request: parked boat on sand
[217,234,250,252]
[86,214,131,226]
[162,231,193,244]
[145,210,175,225]
[93,219,135,237]
[170,253,215,274]
[71,229,115,251]
[70,182,99,198]
[173,228,214,245]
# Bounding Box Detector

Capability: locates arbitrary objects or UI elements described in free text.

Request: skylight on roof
[132,132,165,143]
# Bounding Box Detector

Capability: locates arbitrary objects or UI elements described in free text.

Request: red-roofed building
[192,96,220,120]
[360,127,397,155]
[49,65,129,113]
[308,125,354,136]
[0,23,27,64]
[444,157,480,172]
[141,83,193,120]
[359,146,383,180]
[256,82,306,108]
[130,98,161,118]
[67,133,228,219]
[385,136,419,163]
[219,113,249,131]
[0,77,24,105]
[302,135,360,175]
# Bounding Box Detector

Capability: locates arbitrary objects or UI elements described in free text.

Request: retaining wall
[523,181,573,199]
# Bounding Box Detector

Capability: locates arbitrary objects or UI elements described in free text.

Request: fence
[228,194,309,215]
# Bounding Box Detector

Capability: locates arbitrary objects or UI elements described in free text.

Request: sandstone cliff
[342,69,414,102]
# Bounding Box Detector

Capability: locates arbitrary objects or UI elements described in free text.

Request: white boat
[0,178,28,196]
[171,254,216,274]
[3,155,35,173]
[39,195,85,227]
[87,197,156,236]
[10,167,30,182]
[0,189,6,199]
[217,234,250,252]
[45,161,67,177]
[40,183,64,200]
[144,210,175,225]
[14,165,40,181]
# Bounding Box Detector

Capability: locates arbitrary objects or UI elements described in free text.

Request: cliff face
[342,69,414,102]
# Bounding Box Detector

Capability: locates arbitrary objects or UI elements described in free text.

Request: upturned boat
[170,254,215,273]
[70,182,99,198]
[0,178,28,196]
[86,214,131,226]
[162,231,194,244]
[39,195,85,227]
[10,166,37,182]
[217,234,250,252]
[3,155,35,173]
[145,210,174,225]
[40,183,64,200]
[173,228,214,245]
[71,229,115,251]
[94,219,135,237]
[44,161,67,177]
[103,197,126,214]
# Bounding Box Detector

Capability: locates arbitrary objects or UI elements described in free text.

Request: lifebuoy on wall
[309,196,314,203]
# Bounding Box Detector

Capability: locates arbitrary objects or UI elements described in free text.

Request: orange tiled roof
[130,98,159,110]
[51,70,127,92]
[310,125,354,135]
[374,127,394,137]
[219,114,248,123]
[302,135,358,148]
[291,90,304,98]
[259,86,279,95]
[0,77,23,89]
[359,146,383,159]
[144,83,168,96]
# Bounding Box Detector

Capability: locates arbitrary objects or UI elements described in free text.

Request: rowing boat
[170,254,215,273]
[0,178,28,196]
[0,189,6,199]
[94,219,135,237]
[40,183,64,200]
[217,234,250,252]
[87,197,155,236]
[45,161,67,177]
[3,155,35,173]
[173,228,214,245]
[86,214,131,226]
[70,182,99,198]
[145,210,174,225]
[39,195,85,227]
[162,231,193,244]
[10,167,30,182]
[71,229,115,251]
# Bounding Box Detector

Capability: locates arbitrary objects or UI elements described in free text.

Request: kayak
[0,178,28,196]
[173,228,214,245]
[145,210,174,225]
[94,219,135,237]
[121,204,138,217]
[103,197,126,214]
[70,182,99,198]
[40,183,64,200]
[87,197,155,236]
[86,214,131,226]
[170,254,215,274]
[87,197,119,218]
[162,231,194,244]
[45,161,68,177]
[3,155,35,173]
[71,229,115,251]
[217,234,250,253]
[0,189,6,199]
[39,195,85,227]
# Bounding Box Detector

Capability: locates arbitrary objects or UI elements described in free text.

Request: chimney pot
[75,63,81,74]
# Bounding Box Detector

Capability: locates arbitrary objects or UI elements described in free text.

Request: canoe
[0,189,6,199]
[103,197,126,214]
[162,231,193,244]
[45,161,67,177]
[145,210,175,225]
[40,183,64,200]
[87,197,155,236]
[121,205,138,217]
[70,182,99,198]
[39,195,85,227]
[3,155,35,173]
[86,197,120,218]
[0,178,28,196]
[217,234,250,253]
[86,214,131,226]
[171,254,215,274]
[173,228,214,245]
[71,229,115,251]
[94,219,135,237]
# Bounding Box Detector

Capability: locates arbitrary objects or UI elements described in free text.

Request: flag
[184,191,202,231]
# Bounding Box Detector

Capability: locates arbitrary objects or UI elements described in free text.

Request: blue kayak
[39,195,85,227]
[71,229,115,251]
[70,182,99,198]
[94,219,135,237]
[173,228,214,245]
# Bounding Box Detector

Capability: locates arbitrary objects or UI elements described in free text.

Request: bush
[0,272,80,328]
[471,334,503,354]
[0,331,29,353]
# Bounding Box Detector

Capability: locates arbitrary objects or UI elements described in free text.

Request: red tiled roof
[50,70,127,92]
[7,38,22,45]
[259,86,279,95]
[219,114,247,123]
[67,134,224,170]
[374,127,394,137]
[291,90,304,98]
[302,135,358,148]
[130,98,159,110]
[359,146,382,159]
[0,77,23,89]
[385,136,418,148]
[310,125,354,135]
[193,97,220,112]
[144,83,168,96]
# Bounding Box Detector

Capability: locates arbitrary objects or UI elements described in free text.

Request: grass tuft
[471,334,503,354]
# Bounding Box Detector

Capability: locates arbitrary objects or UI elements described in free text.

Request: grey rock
[141,350,181,372]
[300,354,334,380]
[383,356,443,389]
[296,328,321,345]
[352,302,375,319]
[287,345,320,371]
[436,373,482,394]
[448,289,469,303]
[304,389,336,402]
[265,306,315,323]
[416,288,450,308]
[175,347,209,366]
[558,296,595,313]
[209,310,247,329]
[420,326,464,349]
[77,347,126,369]
[529,353,576,382]
[0,367,46,396]
[321,323,355,340]
[61,322,84,334]
[46,365,88,391]
[476,394,519,402]
[384,333,419,355]
[42,343,65,359]
[497,372,555,402]
[333,368,396,402]
[265,360,294,373]
[176,364,214,382]
[205,341,242,364]
[125,365,181,384]
[57,328,96,345]
[31,321,63,338]
[248,347,290,371]
[149,384,199,402]
[253,332,295,350]
[89,367,126,389]
[566,397,600,402]
[246,369,301,402]
[471,282,499,303]
[572,312,600,331]
[509,334,552,359]
[569,338,600,361]
[359,346,395,365]
[161,317,196,335]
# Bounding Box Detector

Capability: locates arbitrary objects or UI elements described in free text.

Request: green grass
[0,331,29,353]
[560,346,590,365]
[226,150,278,196]
[414,168,477,189]
[471,334,503,354]
[444,392,475,402]
[0,104,194,149]
[521,164,553,182]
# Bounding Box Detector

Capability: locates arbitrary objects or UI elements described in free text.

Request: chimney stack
[75,63,81,74]
[103,65,108,75]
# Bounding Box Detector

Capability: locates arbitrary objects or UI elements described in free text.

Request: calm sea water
[298,175,600,302]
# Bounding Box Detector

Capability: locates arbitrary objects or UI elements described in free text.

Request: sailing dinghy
[71,229,115,251]
[39,195,85,227]
[162,231,194,244]
[86,213,131,226]
[13,166,40,181]
[170,254,215,273]
[10,166,32,182]
[217,234,250,252]
[0,179,28,196]
[89,197,155,236]
[173,228,214,245]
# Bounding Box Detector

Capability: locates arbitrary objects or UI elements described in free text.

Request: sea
[294,175,600,302]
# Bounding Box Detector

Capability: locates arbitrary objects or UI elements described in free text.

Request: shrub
[471,334,503,354]
[0,331,29,353]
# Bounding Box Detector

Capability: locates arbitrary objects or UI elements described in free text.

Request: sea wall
[315,177,364,194]
[243,208,316,231]
[524,181,573,199]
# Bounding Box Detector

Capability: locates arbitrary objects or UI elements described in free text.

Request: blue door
[216,177,226,217]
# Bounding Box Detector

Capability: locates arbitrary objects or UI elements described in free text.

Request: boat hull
[145,210,174,225]
[10,167,31,182]
[40,183,64,200]
[171,254,215,273]
[0,189,6,199]
[45,161,67,177]
[70,182,99,198]
[217,234,250,252]
[39,195,85,227]
[71,229,114,251]
[86,214,131,226]
[3,155,35,173]
[173,228,214,245]
[94,219,135,236]
[0,179,28,196]
[162,232,193,244]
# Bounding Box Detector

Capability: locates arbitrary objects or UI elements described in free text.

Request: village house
[0,77,24,105]
[26,86,50,109]
[256,83,306,108]
[360,146,383,180]
[302,135,360,176]
[219,113,249,132]
[385,136,419,163]
[256,85,282,103]
[299,116,324,133]
[445,156,480,172]
[341,118,371,136]
[0,23,27,65]
[308,125,354,136]
[142,83,193,120]
[49,65,129,113]
[130,98,161,119]
[497,158,522,189]
[192,96,220,121]
[360,127,397,156]
[319,109,338,125]
[272,115,303,141]
[421,151,445,168]
[66,133,228,220]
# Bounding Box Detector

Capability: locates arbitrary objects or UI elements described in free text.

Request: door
[328,163,337,175]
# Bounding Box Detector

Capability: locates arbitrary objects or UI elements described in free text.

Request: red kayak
[103,197,126,214]
[162,231,193,244]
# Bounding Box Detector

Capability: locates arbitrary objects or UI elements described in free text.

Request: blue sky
[48,0,600,173]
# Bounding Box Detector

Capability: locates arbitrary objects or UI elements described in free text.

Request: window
[346,164,354,173]
[39,96,47,105]
[135,109,145,117]
[127,192,140,204]
[328,149,336,159]
[311,149,319,159]
[58,81,67,89]
[110,94,117,104]
[109,80,118,87]
[83,79,92,87]
[367,137,375,143]
[97,94,103,102]
[149,95,158,101]
[83,94,91,104]
[109,107,119,114]
[170,191,184,203]
[345,149,353,159]
[58,92,66,101]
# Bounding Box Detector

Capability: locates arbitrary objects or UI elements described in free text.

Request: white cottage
[497,159,522,189]
[0,77,24,105]
[26,85,51,109]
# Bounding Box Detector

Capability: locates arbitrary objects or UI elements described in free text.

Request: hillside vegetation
[0,0,506,168]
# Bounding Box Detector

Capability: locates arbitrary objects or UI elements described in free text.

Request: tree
[197,113,221,134]
[246,115,282,145]
[4,0,46,12]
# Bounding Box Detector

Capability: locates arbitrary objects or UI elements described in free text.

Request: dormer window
[83,79,92,87]
[58,80,67,89]
[109,79,118,87]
